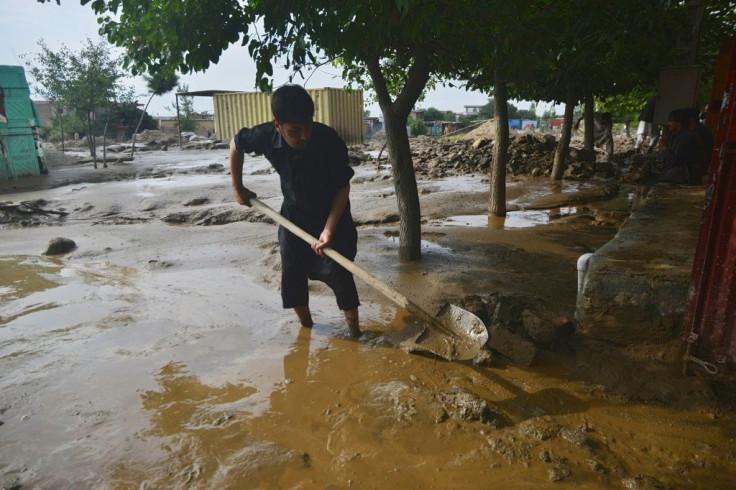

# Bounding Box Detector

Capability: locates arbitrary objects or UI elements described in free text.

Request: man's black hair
[668,108,690,127]
[271,84,314,123]
[684,107,700,126]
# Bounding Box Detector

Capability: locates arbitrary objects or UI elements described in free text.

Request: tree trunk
[176,95,183,148]
[583,92,594,153]
[131,92,155,158]
[383,108,423,261]
[58,110,65,152]
[102,117,109,168]
[490,70,509,217]
[365,49,430,262]
[86,114,97,169]
[551,91,577,181]
[684,0,705,65]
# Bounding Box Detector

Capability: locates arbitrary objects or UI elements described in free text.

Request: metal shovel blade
[386,303,488,361]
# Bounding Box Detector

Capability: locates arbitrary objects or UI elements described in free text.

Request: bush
[407,118,428,137]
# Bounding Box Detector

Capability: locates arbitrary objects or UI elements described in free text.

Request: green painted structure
[0,65,47,180]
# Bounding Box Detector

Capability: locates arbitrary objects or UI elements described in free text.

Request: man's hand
[233,186,256,207]
[312,229,333,258]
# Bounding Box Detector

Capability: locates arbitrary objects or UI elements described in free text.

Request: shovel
[249,197,489,361]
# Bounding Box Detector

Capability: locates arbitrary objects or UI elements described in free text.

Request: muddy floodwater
[1,149,735,489]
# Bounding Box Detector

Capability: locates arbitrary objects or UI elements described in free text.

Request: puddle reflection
[446,208,582,229]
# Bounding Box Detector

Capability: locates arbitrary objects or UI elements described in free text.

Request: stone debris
[435,386,505,425]
[488,323,538,367]
[449,293,579,366]
[0,200,68,227]
[43,237,76,255]
[521,307,572,344]
[350,124,638,182]
[182,140,230,151]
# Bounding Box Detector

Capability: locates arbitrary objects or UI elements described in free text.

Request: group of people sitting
[627,107,714,185]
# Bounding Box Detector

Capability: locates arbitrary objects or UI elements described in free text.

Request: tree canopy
[106,102,158,139]
[168,83,199,133]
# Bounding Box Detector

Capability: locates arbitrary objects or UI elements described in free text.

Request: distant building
[410,109,424,120]
[32,100,57,127]
[464,105,484,116]
[155,113,216,137]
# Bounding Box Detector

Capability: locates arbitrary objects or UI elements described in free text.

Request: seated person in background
[625,109,704,185]
[658,108,706,184]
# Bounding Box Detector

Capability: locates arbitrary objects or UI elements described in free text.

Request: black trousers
[278,225,360,311]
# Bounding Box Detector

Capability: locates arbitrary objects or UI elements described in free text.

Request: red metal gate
[682,36,736,371]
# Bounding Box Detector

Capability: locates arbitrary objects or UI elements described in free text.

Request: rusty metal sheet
[682,36,736,368]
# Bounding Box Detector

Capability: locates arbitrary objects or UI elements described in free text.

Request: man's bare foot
[294,306,313,328]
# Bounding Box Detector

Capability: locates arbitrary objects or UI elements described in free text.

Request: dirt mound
[461,119,496,140]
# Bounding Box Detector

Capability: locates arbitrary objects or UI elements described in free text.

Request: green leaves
[143,71,179,97]
[83,0,247,78]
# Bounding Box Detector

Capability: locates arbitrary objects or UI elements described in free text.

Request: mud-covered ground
[1,137,735,489]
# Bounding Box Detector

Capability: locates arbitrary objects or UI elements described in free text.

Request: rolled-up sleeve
[233,123,275,156]
[328,136,354,190]
[234,127,255,154]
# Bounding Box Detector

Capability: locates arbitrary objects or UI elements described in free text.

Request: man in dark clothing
[625,109,704,185]
[229,85,361,337]
[656,109,704,184]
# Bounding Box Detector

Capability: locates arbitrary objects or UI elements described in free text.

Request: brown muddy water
[1,153,735,489]
[2,254,735,489]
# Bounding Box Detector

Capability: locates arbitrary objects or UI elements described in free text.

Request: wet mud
[1,148,735,489]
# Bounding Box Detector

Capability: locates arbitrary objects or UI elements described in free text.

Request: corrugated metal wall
[682,36,736,368]
[0,65,47,180]
[213,92,272,142]
[214,88,364,146]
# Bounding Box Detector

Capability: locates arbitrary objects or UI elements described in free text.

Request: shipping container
[0,65,47,180]
[213,88,364,146]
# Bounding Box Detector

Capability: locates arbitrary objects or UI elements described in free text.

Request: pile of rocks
[353,128,637,181]
[453,292,573,367]
[135,129,179,146]
[353,133,566,179]
[181,135,230,151]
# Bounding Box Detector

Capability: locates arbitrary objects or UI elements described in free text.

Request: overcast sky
[1,0,553,118]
